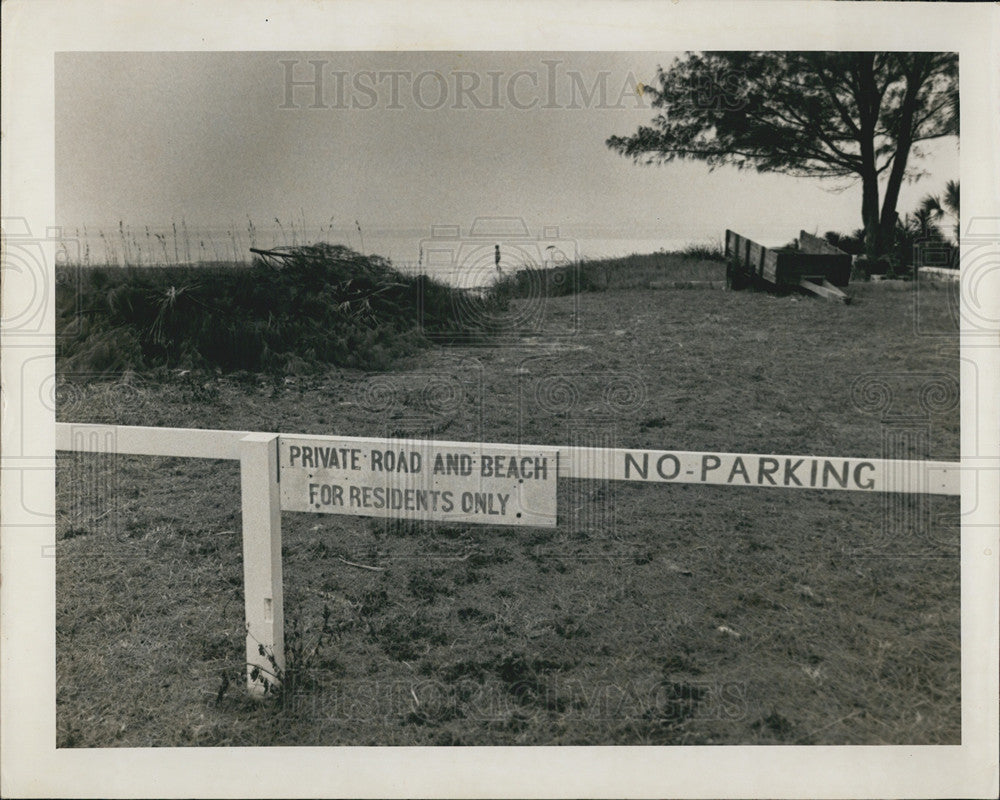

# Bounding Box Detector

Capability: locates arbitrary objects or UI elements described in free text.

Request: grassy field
[55,268,960,747]
[495,249,726,296]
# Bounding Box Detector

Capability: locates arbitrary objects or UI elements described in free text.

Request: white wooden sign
[279,436,559,527]
[569,448,959,495]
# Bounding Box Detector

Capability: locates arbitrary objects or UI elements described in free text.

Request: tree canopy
[607,52,958,258]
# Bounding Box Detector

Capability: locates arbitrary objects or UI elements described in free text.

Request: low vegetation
[57,244,510,375]
[495,248,724,299]
[57,245,726,376]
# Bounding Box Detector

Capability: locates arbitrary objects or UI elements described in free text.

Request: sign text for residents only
[279,437,559,527]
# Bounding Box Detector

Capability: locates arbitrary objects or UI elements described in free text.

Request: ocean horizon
[57,221,727,286]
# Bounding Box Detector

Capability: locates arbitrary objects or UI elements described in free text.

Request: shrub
[680,241,726,261]
[57,243,508,375]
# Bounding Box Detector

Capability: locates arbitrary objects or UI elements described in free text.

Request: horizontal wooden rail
[56,423,250,460]
[55,423,960,496]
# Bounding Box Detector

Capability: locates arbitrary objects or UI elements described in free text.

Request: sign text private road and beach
[280,437,559,527]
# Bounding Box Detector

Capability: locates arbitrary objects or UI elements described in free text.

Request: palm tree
[903,208,940,239]
[920,180,960,242]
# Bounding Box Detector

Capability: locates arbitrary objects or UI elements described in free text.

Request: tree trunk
[861,169,881,260]
[877,57,926,260]
[854,55,882,260]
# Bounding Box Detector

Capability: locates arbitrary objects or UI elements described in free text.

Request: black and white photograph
[2,1,998,797]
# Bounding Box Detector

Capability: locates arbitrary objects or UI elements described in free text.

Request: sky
[55,51,959,257]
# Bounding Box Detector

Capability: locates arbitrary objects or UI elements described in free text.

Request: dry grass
[56,278,960,746]
[494,251,725,299]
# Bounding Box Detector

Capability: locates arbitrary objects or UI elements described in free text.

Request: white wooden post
[239,433,284,695]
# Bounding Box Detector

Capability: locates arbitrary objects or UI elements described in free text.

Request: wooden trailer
[724,229,852,303]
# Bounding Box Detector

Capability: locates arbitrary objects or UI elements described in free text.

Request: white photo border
[2,1,997,797]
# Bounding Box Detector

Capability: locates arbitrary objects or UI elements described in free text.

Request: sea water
[58,223,722,288]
